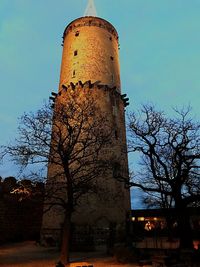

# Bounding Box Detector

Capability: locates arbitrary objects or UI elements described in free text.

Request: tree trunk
[60,213,71,265]
[176,207,193,249]
[166,215,175,242]
[60,163,73,265]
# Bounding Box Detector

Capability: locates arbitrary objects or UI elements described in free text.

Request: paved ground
[0,241,141,267]
[2,241,198,267]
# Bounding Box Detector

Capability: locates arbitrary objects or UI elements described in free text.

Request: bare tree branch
[126,104,200,248]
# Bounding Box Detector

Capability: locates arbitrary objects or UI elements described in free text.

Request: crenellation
[63,17,119,43]
[53,81,128,110]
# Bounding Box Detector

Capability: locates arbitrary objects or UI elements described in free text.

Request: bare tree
[126,105,200,249]
[1,88,112,264]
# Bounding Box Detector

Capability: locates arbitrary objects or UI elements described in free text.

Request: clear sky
[1,0,200,207]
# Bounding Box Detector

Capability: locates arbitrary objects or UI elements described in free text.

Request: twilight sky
[1,0,200,207]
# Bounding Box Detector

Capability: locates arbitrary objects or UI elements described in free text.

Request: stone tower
[59,16,121,92]
[41,7,130,245]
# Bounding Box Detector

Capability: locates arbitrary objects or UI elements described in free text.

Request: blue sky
[1,0,200,207]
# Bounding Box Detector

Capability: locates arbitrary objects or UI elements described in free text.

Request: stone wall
[41,15,130,245]
[41,82,131,245]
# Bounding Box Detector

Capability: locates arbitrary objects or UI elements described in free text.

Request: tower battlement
[53,80,129,108]
[63,16,119,42]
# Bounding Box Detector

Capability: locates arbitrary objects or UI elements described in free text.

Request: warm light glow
[144,221,152,231]
[193,240,200,250]
[132,217,135,221]
[138,217,145,221]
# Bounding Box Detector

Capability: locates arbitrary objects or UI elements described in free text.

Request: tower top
[84,0,97,17]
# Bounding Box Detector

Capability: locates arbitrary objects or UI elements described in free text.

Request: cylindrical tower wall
[41,16,130,246]
[59,17,121,91]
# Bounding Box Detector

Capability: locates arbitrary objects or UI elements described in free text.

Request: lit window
[138,217,145,221]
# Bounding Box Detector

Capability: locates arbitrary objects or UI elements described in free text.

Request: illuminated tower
[41,2,130,246]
